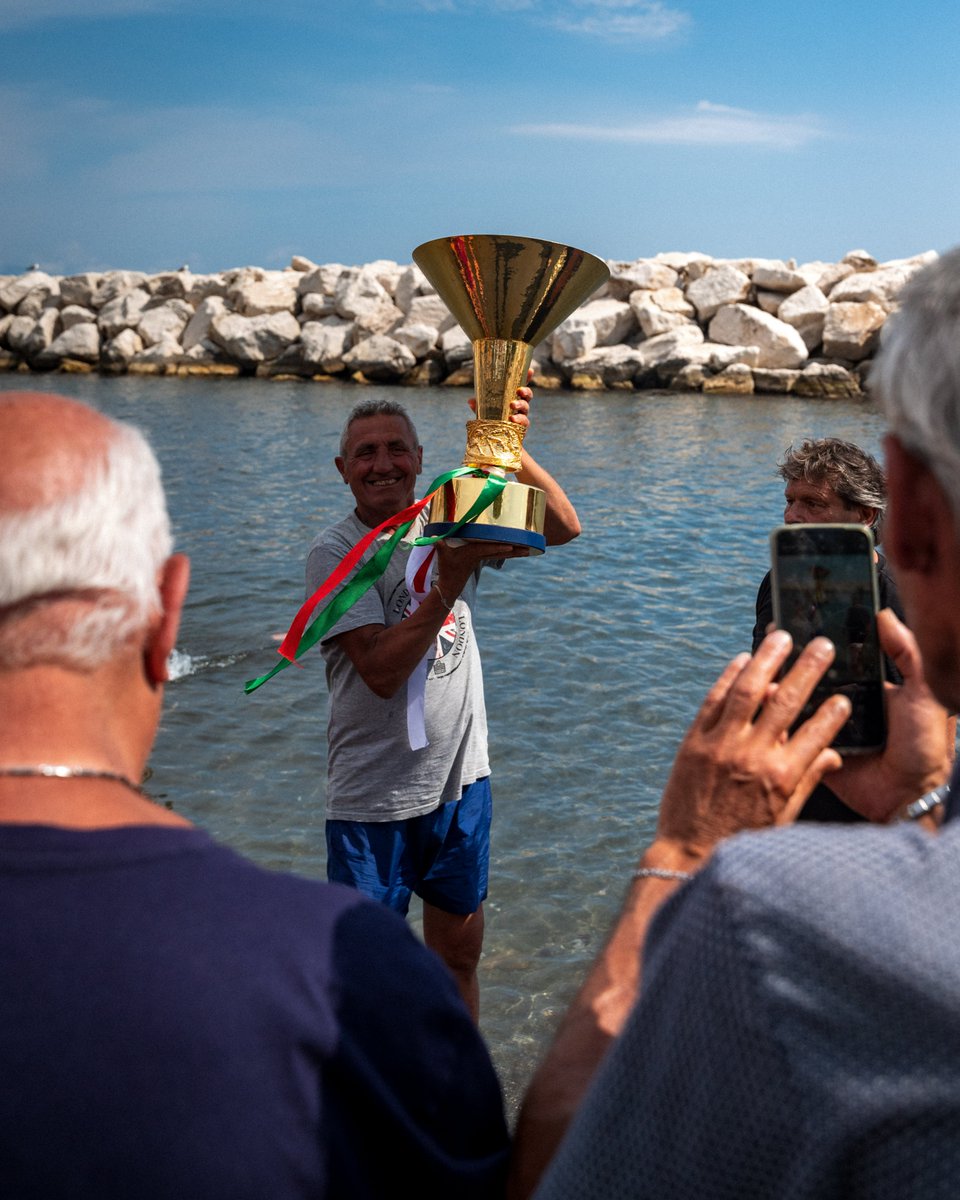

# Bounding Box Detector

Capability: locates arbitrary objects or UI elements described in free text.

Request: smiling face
[335,414,423,528]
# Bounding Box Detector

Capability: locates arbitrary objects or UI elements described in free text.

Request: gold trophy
[412,233,610,553]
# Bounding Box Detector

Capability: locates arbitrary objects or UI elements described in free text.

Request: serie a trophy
[412,234,610,553]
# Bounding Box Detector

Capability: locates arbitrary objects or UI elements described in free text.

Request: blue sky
[2,0,958,275]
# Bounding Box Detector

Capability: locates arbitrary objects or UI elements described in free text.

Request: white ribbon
[404,542,437,750]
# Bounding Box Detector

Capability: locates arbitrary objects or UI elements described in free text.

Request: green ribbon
[243,467,507,694]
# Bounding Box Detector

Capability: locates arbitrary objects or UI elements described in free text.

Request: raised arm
[472,381,582,547]
[508,631,851,1199]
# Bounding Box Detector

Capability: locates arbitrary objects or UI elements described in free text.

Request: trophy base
[424,475,547,555]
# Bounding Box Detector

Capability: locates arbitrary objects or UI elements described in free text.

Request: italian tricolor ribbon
[243,467,506,706]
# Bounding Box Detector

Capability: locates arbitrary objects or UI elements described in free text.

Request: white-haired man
[0,391,509,1198]
[510,249,960,1198]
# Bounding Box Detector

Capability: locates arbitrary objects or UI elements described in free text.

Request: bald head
[0,392,117,512]
[0,391,173,669]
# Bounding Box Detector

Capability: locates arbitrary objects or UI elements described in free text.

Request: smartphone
[769,523,886,753]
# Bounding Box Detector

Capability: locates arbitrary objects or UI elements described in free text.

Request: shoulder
[652,821,958,993]
[309,512,364,557]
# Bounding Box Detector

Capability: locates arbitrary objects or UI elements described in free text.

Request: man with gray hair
[0,390,509,1197]
[310,389,580,1021]
[751,435,906,821]
[509,248,960,1199]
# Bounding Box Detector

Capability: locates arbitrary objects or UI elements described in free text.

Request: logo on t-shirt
[387,580,471,680]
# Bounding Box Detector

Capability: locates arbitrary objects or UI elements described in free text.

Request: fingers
[877,607,922,681]
[754,636,837,738]
[694,652,751,733]
[715,629,794,725]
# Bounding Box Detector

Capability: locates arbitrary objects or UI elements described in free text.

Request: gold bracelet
[433,583,454,610]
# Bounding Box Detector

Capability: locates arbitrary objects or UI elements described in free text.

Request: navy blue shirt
[0,825,508,1198]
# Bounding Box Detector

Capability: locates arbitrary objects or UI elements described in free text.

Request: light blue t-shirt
[537,780,960,1199]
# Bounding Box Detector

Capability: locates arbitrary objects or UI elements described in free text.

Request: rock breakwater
[0,247,936,397]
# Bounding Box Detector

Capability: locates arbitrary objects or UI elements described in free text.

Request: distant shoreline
[0,247,936,397]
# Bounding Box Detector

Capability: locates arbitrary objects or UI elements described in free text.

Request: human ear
[146,554,190,685]
[883,436,944,574]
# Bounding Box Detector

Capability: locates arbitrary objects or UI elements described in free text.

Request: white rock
[842,249,878,270]
[10,308,60,357]
[92,271,150,308]
[439,326,473,367]
[0,271,58,313]
[629,290,695,338]
[98,288,152,337]
[104,328,144,362]
[709,304,808,368]
[822,301,886,361]
[391,322,439,359]
[299,318,355,373]
[405,293,454,331]
[60,304,97,330]
[226,269,298,316]
[565,344,649,384]
[186,274,228,305]
[576,297,637,346]
[778,285,829,351]
[755,290,783,315]
[550,316,598,364]
[47,322,100,362]
[132,334,183,364]
[335,269,392,320]
[751,260,808,293]
[59,273,104,308]
[686,265,752,321]
[650,286,694,316]
[300,292,337,320]
[365,259,404,297]
[828,258,933,312]
[353,300,404,341]
[343,334,417,380]
[394,265,432,314]
[182,296,227,352]
[6,314,42,352]
[138,300,192,347]
[297,263,349,297]
[606,259,678,299]
[634,324,706,369]
[675,342,760,370]
[209,311,301,363]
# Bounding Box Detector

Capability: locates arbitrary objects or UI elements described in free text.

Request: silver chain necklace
[0,764,144,796]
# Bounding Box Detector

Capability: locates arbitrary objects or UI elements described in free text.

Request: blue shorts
[325,777,491,917]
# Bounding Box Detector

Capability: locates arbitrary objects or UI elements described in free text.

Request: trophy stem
[464,338,534,472]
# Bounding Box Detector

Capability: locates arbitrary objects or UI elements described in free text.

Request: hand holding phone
[770,523,886,754]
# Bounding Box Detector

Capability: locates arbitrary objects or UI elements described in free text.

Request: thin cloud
[385,0,689,41]
[512,100,829,150]
[548,0,690,42]
[0,1,179,29]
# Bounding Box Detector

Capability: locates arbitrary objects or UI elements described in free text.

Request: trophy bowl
[412,233,610,553]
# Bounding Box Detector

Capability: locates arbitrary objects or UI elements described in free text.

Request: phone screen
[770,523,886,753]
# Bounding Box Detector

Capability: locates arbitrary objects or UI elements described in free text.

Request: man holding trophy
[308,234,608,1020]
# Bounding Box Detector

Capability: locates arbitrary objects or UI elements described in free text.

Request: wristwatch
[901,783,951,821]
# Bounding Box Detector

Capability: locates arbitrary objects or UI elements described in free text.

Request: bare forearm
[508,840,697,1200]
[515,448,580,546]
[338,586,454,698]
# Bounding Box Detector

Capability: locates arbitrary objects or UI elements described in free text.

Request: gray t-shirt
[308,511,490,823]
[536,806,960,1199]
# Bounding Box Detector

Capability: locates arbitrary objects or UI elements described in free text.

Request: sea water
[0,373,891,1115]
